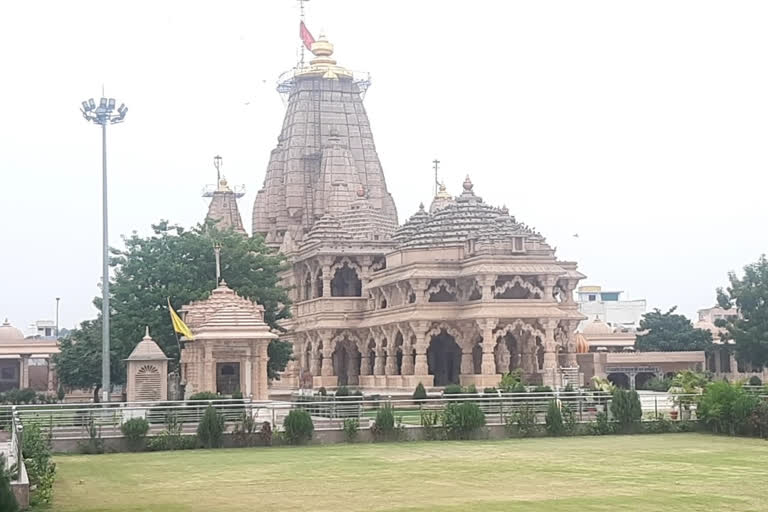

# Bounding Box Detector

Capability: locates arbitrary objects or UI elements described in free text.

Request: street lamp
[80,96,128,402]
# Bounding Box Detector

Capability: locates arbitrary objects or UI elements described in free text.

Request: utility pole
[55,297,60,337]
[80,96,128,402]
[432,159,440,197]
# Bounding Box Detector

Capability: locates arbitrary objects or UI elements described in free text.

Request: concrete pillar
[321,345,333,377]
[413,332,428,376]
[461,350,473,375]
[373,348,385,376]
[714,348,722,374]
[310,348,321,376]
[542,321,558,371]
[385,349,398,376]
[20,356,29,389]
[629,372,637,390]
[321,265,331,298]
[244,357,253,397]
[47,361,55,393]
[729,354,738,374]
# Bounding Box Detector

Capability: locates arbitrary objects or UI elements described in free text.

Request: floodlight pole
[80,96,127,403]
[101,119,110,403]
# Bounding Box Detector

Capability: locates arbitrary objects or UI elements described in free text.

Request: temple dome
[583,316,613,335]
[394,177,536,249]
[574,333,590,353]
[126,327,169,361]
[0,319,24,343]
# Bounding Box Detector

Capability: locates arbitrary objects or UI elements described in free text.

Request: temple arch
[331,262,362,297]
[332,337,361,386]
[427,329,461,386]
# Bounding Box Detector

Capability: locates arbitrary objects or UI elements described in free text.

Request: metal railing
[6,391,720,441]
[10,408,23,481]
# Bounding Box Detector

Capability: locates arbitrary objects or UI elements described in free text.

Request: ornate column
[373,336,386,376]
[411,279,429,304]
[20,356,29,389]
[411,322,430,376]
[401,343,414,375]
[309,345,321,376]
[359,342,371,376]
[385,348,398,376]
[542,319,558,387]
[359,256,373,297]
[348,349,360,382]
[321,264,332,298]
[320,331,334,377]
[564,320,579,367]
[480,319,498,375]
[47,361,56,392]
[478,275,496,303]
[541,275,557,302]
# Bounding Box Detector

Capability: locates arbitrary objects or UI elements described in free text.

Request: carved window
[331,263,362,297]
[135,364,161,401]
[427,279,458,302]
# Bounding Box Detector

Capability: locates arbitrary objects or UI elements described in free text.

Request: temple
[250,36,586,390]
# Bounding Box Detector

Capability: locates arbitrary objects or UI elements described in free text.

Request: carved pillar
[359,345,371,376]
[320,331,334,377]
[348,349,359,381]
[20,356,29,389]
[373,339,385,375]
[309,345,321,376]
[412,322,429,376]
[385,348,398,376]
[359,256,372,296]
[480,319,498,375]
[564,320,579,367]
[401,343,414,375]
[411,279,429,304]
[321,264,332,298]
[479,275,495,303]
[543,320,558,370]
[542,275,557,302]
[47,361,56,392]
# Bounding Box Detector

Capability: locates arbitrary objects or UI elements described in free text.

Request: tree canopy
[635,307,713,352]
[55,222,292,393]
[717,254,768,367]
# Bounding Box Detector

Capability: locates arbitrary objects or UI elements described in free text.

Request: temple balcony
[295,297,370,317]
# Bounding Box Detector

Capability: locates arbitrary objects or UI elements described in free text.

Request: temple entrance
[634,372,657,390]
[0,360,19,392]
[332,340,361,386]
[216,362,240,395]
[607,372,630,389]
[427,331,461,386]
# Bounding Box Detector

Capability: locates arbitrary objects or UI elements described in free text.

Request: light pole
[80,96,128,402]
[55,297,60,338]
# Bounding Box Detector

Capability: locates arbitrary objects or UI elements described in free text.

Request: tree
[53,320,122,402]
[717,254,768,367]
[635,307,713,352]
[56,222,293,391]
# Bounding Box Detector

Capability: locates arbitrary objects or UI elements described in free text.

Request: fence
[5,391,714,441]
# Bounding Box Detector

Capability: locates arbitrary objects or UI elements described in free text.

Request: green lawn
[52,433,768,512]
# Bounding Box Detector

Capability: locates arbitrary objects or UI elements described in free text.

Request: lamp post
[80,96,128,402]
[55,297,60,338]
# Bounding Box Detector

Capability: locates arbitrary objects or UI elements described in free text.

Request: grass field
[52,433,768,512]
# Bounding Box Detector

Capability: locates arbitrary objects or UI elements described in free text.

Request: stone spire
[252,35,398,247]
[205,156,246,234]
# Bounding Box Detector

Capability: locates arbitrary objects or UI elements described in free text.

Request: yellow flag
[167,298,194,340]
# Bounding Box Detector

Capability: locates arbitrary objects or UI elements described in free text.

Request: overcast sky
[1,0,766,333]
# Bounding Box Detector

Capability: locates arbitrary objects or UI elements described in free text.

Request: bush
[748,376,763,386]
[500,370,526,393]
[545,400,565,436]
[188,391,219,401]
[318,387,327,397]
[23,422,56,506]
[147,412,197,451]
[561,403,577,435]
[121,417,150,451]
[78,413,104,454]
[465,384,478,395]
[233,412,258,447]
[342,418,359,442]
[697,380,758,435]
[420,410,444,441]
[531,386,553,393]
[284,409,314,445]
[442,401,486,440]
[483,387,498,394]
[197,405,225,448]
[639,376,672,392]
[610,389,642,432]
[644,414,674,434]
[443,384,463,395]
[0,455,19,512]
[335,386,350,397]
[507,402,537,437]
[413,382,428,400]
[371,404,398,441]
[589,411,613,435]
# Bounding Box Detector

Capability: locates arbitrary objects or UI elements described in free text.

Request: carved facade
[252,36,586,390]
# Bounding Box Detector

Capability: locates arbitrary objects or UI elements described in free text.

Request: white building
[26,320,57,339]
[575,285,646,330]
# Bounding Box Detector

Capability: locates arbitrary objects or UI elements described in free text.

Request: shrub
[23,422,56,506]
[147,412,197,451]
[78,413,104,454]
[545,400,565,436]
[644,414,674,434]
[335,386,350,397]
[442,401,486,440]
[561,403,577,435]
[371,404,397,441]
[443,384,463,395]
[259,421,273,446]
[531,385,553,393]
[233,412,258,447]
[420,410,444,441]
[697,380,758,435]
[500,370,526,393]
[589,411,613,435]
[465,384,478,395]
[483,387,498,394]
[232,390,243,399]
[188,391,219,401]
[121,417,150,451]
[413,382,428,401]
[342,418,359,442]
[284,409,314,445]
[353,390,364,397]
[507,402,537,438]
[197,405,225,448]
[639,376,672,392]
[748,376,763,386]
[610,389,642,432]
[318,387,327,396]
[0,455,19,512]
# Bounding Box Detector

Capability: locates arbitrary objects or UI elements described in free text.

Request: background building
[576,285,646,330]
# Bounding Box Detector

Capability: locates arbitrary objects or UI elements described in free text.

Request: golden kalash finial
[436,182,451,199]
[296,33,352,80]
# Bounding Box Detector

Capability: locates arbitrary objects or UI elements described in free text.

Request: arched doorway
[634,372,657,390]
[472,343,483,374]
[216,363,240,395]
[331,264,362,297]
[333,339,361,386]
[427,330,461,386]
[607,372,630,389]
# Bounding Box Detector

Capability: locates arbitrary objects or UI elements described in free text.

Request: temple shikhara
[211,33,585,392]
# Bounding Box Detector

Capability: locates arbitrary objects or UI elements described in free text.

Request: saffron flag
[167,298,194,340]
[300,21,315,50]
